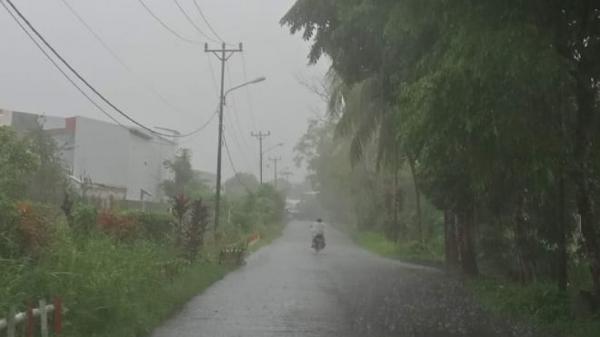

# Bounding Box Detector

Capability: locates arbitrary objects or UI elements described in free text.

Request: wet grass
[1,222,286,337]
[470,278,600,337]
[1,235,231,337]
[355,231,444,266]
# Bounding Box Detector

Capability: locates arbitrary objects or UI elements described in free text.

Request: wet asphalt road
[151,221,540,337]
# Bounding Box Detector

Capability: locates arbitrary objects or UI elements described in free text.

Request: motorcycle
[312,233,326,252]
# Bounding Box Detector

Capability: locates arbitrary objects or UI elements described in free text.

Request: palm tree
[328,71,423,241]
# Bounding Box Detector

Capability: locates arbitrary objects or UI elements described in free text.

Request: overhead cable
[137,0,202,45]
[1,0,125,127]
[192,0,225,42]
[173,0,219,43]
[4,0,208,138]
[223,134,253,193]
[59,0,192,118]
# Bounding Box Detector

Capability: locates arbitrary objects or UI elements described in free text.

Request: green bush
[356,231,444,263]
[0,258,30,312]
[70,203,97,236]
[469,278,600,337]
[0,199,20,258]
[470,279,569,322]
[125,211,175,243]
[0,178,286,337]
[2,223,229,337]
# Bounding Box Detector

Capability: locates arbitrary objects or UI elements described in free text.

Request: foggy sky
[0,0,329,182]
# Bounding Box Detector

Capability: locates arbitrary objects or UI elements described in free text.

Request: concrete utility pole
[205,42,243,231]
[268,156,282,187]
[251,130,271,184]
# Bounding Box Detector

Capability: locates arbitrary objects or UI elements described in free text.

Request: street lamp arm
[225,76,266,96]
[264,142,284,154]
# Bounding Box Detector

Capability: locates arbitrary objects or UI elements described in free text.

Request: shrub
[185,199,209,261]
[15,202,48,257]
[97,209,138,242]
[126,211,175,243]
[469,279,573,327]
[70,203,97,236]
[38,235,170,336]
[0,199,20,258]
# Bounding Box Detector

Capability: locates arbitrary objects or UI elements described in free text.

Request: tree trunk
[407,154,423,242]
[390,154,403,241]
[576,175,600,296]
[557,172,568,291]
[514,193,536,284]
[444,208,459,268]
[457,206,478,276]
[572,74,600,297]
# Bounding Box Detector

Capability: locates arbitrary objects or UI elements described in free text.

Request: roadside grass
[250,221,285,252]
[0,228,230,337]
[355,231,444,266]
[469,278,600,337]
[1,219,285,337]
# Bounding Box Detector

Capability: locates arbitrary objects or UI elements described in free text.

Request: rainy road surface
[151,221,541,337]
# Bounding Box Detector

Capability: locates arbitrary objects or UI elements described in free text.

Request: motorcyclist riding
[311,218,326,251]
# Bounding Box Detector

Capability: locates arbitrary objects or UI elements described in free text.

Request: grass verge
[469,278,600,337]
[1,223,286,337]
[354,231,444,266]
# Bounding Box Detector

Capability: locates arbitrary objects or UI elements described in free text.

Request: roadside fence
[0,298,63,337]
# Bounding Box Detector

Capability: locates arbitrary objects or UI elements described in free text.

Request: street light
[264,142,284,154]
[214,75,266,232]
[224,77,266,103]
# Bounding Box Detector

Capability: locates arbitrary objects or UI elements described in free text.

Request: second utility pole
[206,42,243,232]
[251,130,270,184]
[268,156,281,187]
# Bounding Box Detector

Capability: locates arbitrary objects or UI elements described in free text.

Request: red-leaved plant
[97,209,138,241]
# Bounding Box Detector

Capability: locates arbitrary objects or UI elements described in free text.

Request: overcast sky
[0,0,329,182]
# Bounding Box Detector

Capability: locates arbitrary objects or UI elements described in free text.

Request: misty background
[0,0,329,181]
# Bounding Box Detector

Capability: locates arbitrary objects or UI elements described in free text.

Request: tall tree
[162,149,194,199]
[25,119,67,204]
[0,126,38,201]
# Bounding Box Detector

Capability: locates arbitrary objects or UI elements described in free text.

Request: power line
[226,65,252,154]
[0,0,125,127]
[178,107,219,144]
[192,0,225,42]
[241,54,258,130]
[174,107,219,137]
[224,111,252,169]
[224,87,254,172]
[206,53,219,94]
[59,0,192,118]
[136,0,202,45]
[4,0,199,138]
[222,133,240,175]
[173,0,219,43]
[223,134,252,193]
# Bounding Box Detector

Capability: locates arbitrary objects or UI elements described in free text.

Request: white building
[0,109,176,202]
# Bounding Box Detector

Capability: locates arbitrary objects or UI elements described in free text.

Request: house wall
[72,117,130,192]
[1,110,176,202]
[126,129,176,201]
